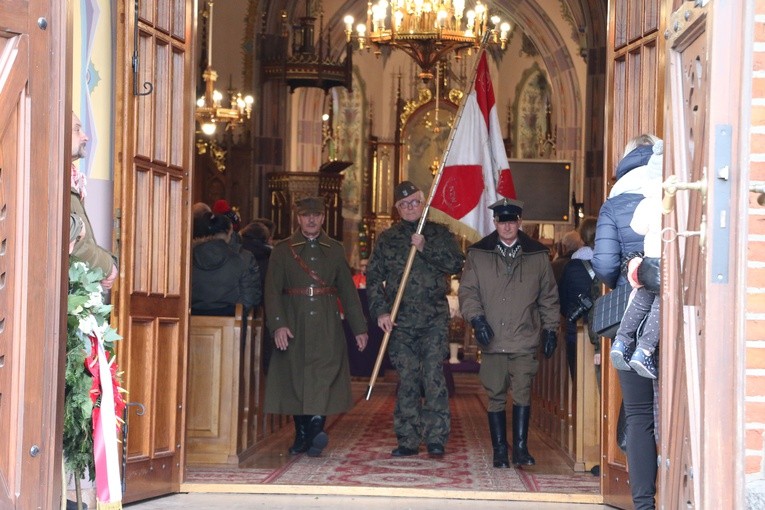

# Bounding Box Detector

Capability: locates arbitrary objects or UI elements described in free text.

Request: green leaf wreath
[64,261,122,480]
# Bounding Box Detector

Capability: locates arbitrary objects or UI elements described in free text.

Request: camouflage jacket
[367,219,464,328]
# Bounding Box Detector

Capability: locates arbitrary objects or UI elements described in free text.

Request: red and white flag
[430,53,516,236]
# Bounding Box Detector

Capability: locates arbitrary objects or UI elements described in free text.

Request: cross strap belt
[283,286,337,297]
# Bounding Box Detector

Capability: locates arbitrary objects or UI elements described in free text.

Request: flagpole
[366,33,493,400]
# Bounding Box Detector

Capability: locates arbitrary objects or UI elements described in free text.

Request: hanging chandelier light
[343,0,511,80]
[260,1,353,93]
[195,0,254,136]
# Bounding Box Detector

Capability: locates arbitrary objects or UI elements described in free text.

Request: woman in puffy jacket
[592,133,662,510]
[191,213,261,316]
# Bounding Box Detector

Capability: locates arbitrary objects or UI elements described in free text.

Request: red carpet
[187,382,599,494]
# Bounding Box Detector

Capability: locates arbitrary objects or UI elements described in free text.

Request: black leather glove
[470,316,494,347]
[637,256,661,293]
[542,330,557,359]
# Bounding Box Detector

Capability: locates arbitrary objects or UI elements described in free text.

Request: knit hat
[212,199,231,214]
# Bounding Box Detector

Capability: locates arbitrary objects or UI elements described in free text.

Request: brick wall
[747,1,765,480]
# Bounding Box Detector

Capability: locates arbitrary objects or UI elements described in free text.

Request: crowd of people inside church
[189,137,662,508]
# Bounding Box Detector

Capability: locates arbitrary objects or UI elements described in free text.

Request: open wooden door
[659,1,746,508]
[602,1,665,507]
[0,0,69,508]
[113,0,195,503]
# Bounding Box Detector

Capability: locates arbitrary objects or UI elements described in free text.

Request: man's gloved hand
[470,316,494,347]
[637,256,661,293]
[542,330,557,359]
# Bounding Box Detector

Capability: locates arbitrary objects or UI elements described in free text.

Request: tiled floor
[125,492,610,509]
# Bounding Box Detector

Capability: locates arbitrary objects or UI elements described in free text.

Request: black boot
[306,415,328,457]
[512,405,535,466]
[488,411,509,468]
[288,415,310,455]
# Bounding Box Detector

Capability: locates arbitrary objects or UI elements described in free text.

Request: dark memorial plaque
[508,159,572,223]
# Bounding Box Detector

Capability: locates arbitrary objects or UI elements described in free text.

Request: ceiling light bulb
[201,122,217,136]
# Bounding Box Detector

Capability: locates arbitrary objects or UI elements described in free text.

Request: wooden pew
[185,305,262,465]
[531,320,601,472]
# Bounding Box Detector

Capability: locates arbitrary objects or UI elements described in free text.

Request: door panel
[0,0,69,507]
[661,2,745,508]
[115,0,194,503]
[0,33,28,509]
[602,1,664,506]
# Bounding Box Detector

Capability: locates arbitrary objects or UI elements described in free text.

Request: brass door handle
[662,174,707,214]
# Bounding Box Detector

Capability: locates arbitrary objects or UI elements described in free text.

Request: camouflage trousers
[388,319,450,449]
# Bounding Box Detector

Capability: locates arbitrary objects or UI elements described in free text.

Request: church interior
[174,0,610,506]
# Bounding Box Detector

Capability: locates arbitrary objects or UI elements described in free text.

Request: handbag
[591,283,631,338]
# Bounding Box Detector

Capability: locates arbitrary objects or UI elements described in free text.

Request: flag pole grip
[367,31,493,399]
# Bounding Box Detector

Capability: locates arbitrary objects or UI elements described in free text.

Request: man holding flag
[366,181,464,457]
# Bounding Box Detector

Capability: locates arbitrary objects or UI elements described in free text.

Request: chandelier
[344,0,510,80]
[260,1,353,93]
[195,1,254,136]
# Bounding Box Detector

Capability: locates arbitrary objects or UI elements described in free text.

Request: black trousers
[618,369,657,510]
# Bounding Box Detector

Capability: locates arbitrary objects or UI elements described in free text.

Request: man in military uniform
[263,197,368,457]
[459,198,559,467]
[366,181,464,457]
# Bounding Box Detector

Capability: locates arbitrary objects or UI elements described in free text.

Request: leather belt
[283,286,337,297]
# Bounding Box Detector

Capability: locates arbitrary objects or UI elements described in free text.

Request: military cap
[295,196,324,215]
[489,197,524,222]
[394,181,420,203]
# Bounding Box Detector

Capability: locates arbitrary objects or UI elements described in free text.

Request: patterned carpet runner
[186,382,599,494]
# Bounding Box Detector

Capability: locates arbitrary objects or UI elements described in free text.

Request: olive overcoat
[263,229,367,415]
[459,230,559,354]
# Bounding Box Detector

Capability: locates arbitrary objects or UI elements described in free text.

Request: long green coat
[263,230,367,416]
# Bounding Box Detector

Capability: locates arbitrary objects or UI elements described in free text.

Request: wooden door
[113,0,194,503]
[602,1,665,507]
[660,1,745,508]
[0,0,69,508]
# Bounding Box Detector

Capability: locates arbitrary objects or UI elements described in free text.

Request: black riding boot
[488,411,509,468]
[307,415,328,457]
[288,415,310,455]
[512,405,535,466]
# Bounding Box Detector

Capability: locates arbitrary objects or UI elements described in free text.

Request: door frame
[0,0,70,507]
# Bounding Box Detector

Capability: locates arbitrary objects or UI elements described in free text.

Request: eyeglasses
[397,199,422,209]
